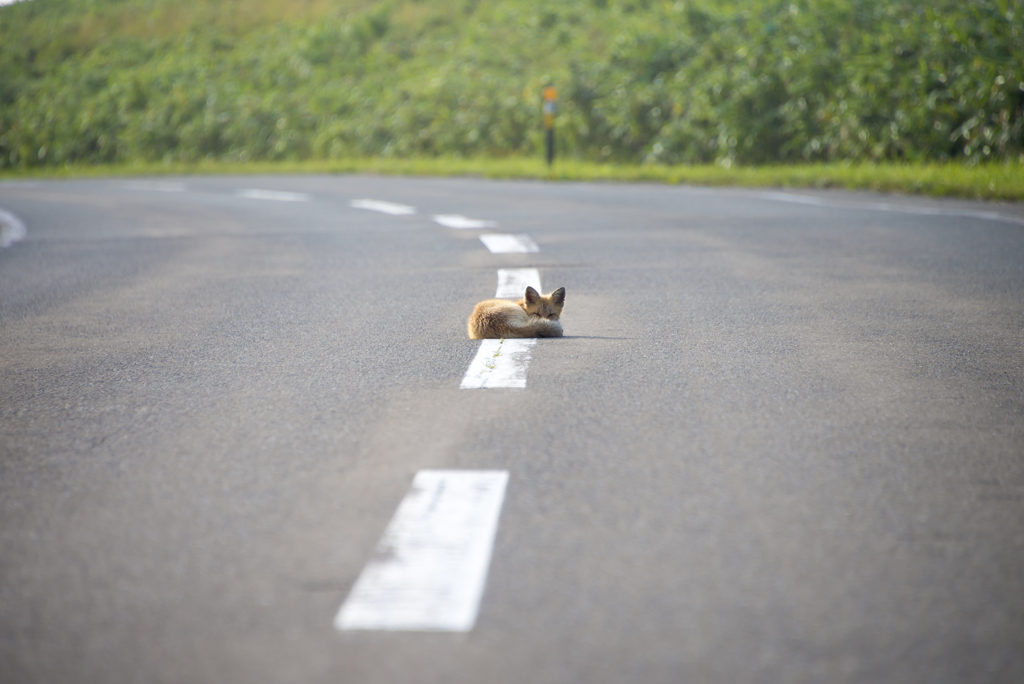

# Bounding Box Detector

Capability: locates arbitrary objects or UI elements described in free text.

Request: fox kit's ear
[550,287,566,305]
[524,286,540,304]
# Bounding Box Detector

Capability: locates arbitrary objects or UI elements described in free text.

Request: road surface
[1,175,1022,683]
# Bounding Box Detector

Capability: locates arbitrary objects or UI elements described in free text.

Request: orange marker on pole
[542,86,557,167]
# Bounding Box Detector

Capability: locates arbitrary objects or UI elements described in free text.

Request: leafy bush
[1,0,1021,169]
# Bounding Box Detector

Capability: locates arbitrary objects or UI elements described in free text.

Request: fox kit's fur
[467,286,565,339]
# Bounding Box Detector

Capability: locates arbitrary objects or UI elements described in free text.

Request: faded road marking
[0,208,27,249]
[125,181,186,193]
[433,214,497,229]
[350,199,416,215]
[237,189,311,202]
[758,191,1024,226]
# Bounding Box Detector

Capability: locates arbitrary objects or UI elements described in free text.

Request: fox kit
[467,286,565,339]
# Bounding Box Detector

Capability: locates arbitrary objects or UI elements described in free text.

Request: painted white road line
[124,181,186,193]
[335,469,510,632]
[758,191,824,206]
[495,268,541,299]
[237,189,311,202]
[460,338,537,389]
[480,234,540,254]
[758,191,1024,226]
[0,208,27,249]
[432,214,498,229]
[350,199,416,215]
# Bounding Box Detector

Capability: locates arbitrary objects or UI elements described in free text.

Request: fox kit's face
[521,286,565,320]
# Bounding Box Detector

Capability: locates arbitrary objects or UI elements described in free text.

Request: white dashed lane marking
[237,189,311,202]
[124,181,186,193]
[495,268,541,299]
[335,470,509,632]
[758,192,823,206]
[480,234,539,254]
[459,269,544,390]
[333,204,536,630]
[460,339,537,389]
[433,214,497,229]
[350,199,417,215]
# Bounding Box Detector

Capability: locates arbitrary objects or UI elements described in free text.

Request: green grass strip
[2,158,1022,202]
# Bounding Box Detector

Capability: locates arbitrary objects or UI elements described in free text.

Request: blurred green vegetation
[1,0,1021,172]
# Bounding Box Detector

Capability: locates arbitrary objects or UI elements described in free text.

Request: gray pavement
[1,175,1022,683]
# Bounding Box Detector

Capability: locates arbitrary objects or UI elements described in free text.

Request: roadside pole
[543,86,557,167]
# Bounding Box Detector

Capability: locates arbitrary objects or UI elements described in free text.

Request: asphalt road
[1,175,1022,684]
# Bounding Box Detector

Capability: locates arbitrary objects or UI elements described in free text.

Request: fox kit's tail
[507,317,563,338]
